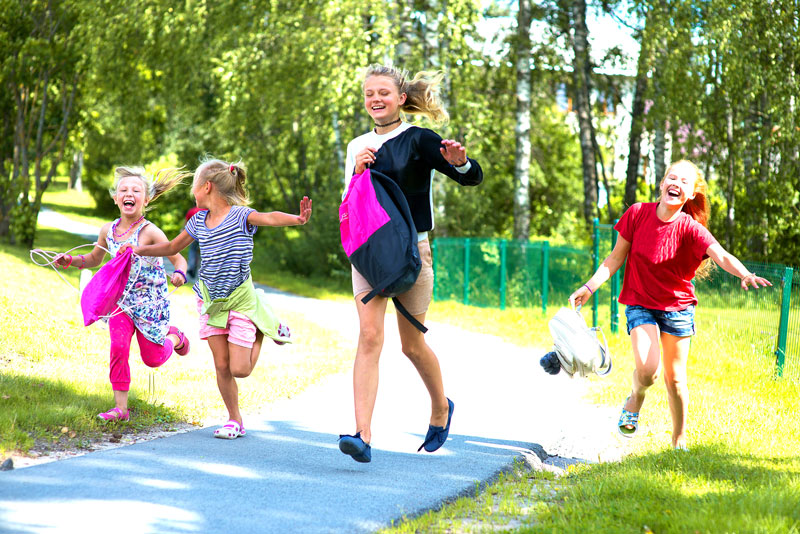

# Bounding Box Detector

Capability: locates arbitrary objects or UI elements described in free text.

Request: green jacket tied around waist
[199,277,291,344]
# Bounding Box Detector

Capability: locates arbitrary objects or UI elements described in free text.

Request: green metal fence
[431,220,799,379]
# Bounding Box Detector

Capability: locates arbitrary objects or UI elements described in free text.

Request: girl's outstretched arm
[706,243,773,290]
[54,222,113,270]
[122,230,194,259]
[138,224,190,287]
[569,235,631,308]
[248,196,312,227]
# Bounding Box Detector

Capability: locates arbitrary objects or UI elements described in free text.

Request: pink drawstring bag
[80,247,133,326]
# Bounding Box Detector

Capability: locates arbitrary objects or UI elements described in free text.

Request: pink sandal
[97,407,130,422]
[213,420,246,439]
[169,326,190,356]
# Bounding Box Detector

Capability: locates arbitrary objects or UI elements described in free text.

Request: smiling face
[659,161,697,208]
[363,75,406,124]
[114,175,148,218]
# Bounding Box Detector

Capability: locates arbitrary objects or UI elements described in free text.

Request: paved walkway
[0,215,629,533]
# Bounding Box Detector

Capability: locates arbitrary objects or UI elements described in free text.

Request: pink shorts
[196,298,257,348]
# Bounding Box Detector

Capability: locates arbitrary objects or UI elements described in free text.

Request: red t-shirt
[615,202,717,311]
[185,206,204,222]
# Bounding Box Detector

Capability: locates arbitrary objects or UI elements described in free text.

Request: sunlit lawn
[383,300,800,533]
[5,181,800,532]
[0,228,357,454]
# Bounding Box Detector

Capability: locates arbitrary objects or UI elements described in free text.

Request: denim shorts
[625,304,696,337]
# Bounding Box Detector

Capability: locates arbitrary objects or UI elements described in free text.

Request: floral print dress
[105,219,170,345]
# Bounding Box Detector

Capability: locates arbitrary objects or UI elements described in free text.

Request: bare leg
[249,331,265,371]
[396,311,449,427]
[661,332,691,448]
[228,339,261,379]
[113,390,129,412]
[208,335,242,426]
[352,293,389,444]
[626,324,662,415]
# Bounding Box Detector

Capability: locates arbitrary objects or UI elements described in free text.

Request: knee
[635,368,658,388]
[231,366,252,379]
[358,325,384,353]
[400,342,425,362]
[664,373,687,395]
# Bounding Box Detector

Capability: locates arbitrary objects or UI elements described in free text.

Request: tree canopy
[3,0,798,269]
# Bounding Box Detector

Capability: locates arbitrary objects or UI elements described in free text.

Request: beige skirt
[351,239,434,316]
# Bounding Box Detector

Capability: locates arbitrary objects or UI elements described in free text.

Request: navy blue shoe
[338,432,372,463]
[418,398,455,453]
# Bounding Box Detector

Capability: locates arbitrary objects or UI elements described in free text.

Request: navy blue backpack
[340,168,427,333]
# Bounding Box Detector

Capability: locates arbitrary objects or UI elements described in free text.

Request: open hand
[440,139,468,166]
[741,273,772,290]
[297,196,313,225]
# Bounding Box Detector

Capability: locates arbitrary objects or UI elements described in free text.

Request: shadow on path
[1,419,547,534]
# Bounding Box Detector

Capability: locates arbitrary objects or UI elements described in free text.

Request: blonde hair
[110,166,189,211]
[193,158,250,206]
[364,64,449,125]
[660,159,714,279]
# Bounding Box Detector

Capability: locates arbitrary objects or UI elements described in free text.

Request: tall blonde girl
[128,158,312,439]
[569,160,771,449]
[337,64,484,463]
[55,166,192,422]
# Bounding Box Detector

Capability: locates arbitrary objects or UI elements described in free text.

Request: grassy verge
[0,226,355,455]
[379,304,800,533]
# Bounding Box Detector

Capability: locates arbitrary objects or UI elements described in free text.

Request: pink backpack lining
[340,169,391,257]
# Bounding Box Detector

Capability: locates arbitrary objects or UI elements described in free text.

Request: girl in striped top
[129,158,312,439]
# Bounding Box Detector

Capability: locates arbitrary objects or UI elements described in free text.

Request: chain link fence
[431,221,799,380]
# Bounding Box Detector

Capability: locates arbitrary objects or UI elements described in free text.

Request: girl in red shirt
[569,160,771,450]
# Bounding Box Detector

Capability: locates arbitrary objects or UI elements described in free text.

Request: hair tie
[230,164,236,175]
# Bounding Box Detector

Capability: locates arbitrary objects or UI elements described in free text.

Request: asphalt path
[0,214,629,533]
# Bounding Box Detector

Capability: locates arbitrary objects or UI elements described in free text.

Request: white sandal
[213,420,246,439]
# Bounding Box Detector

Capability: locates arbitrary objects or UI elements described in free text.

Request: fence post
[463,238,471,306]
[542,241,549,315]
[610,219,620,334]
[592,218,599,327]
[499,239,507,310]
[775,266,793,378]
[431,239,438,301]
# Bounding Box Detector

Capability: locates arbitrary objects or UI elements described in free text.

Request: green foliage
[5,0,800,268]
[635,0,800,264]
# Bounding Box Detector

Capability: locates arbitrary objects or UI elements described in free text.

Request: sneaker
[97,407,130,422]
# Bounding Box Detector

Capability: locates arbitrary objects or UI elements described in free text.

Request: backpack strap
[392,297,428,333]
[359,268,429,334]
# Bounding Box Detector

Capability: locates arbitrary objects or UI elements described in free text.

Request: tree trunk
[395,0,414,66]
[69,150,83,192]
[625,21,652,209]
[570,0,598,226]
[652,121,666,200]
[513,0,532,240]
[725,100,735,249]
[332,112,345,182]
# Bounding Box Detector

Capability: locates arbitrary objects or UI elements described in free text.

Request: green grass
[7,181,800,532]
[1,233,357,454]
[379,303,800,533]
[39,179,107,229]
